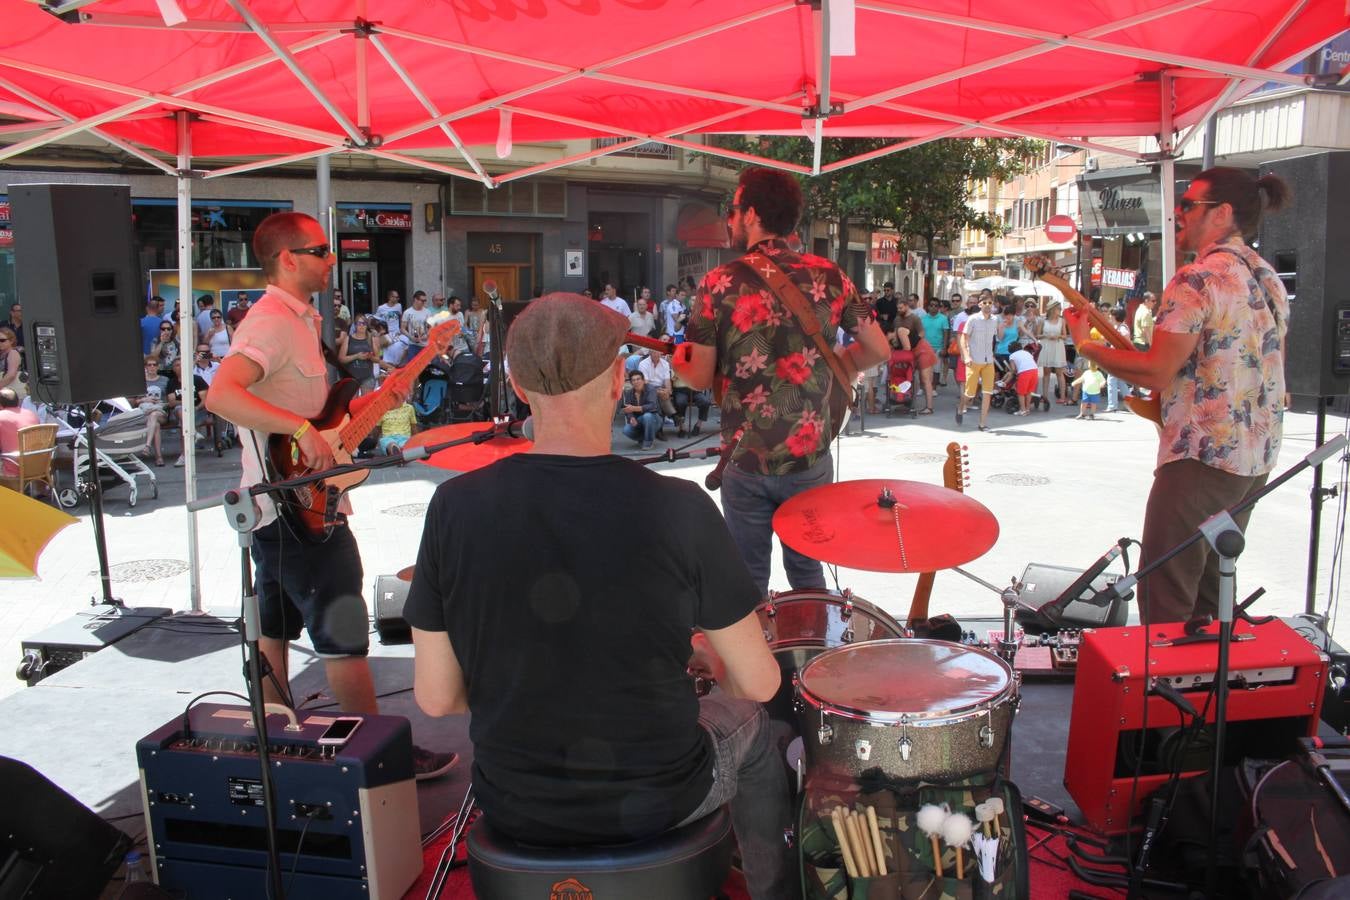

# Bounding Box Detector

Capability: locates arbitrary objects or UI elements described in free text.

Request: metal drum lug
[854,739,872,761]
[818,711,834,745]
[898,736,913,762]
[979,709,995,748]
[841,626,856,644]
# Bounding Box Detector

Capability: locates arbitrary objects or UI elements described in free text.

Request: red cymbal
[397,565,416,582]
[405,422,532,472]
[772,479,999,573]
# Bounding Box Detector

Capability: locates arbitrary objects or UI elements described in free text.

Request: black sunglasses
[1176,198,1220,213]
[283,244,331,259]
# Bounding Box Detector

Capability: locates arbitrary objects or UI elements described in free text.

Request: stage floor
[0,614,1080,844]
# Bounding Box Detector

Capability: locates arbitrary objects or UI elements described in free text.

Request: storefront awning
[676,203,730,250]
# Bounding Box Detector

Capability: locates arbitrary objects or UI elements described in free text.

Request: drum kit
[739,473,1015,788]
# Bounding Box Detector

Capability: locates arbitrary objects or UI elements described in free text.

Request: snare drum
[757,590,905,723]
[795,639,1017,783]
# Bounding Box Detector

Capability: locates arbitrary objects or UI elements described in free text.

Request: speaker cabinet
[373,574,411,645]
[11,184,144,405]
[0,756,131,899]
[1258,152,1350,398]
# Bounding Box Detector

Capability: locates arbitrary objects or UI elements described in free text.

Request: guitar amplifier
[1064,618,1327,834]
[137,704,422,899]
[18,604,171,685]
[373,574,411,645]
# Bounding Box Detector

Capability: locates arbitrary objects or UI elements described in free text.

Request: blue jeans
[622,412,659,445]
[721,452,832,595]
[678,694,798,900]
[1105,373,1130,410]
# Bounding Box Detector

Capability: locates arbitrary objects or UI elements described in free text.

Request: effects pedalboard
[976,628,1084,681]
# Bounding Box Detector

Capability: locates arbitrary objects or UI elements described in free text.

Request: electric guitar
[906,442,969,628]
[1024,254,1162,426]
[268,317,461,540]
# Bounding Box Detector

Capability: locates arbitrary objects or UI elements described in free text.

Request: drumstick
[847,811,872,877]
[855,810,877,876]
[831,807,859,879]
[866,805,887,877]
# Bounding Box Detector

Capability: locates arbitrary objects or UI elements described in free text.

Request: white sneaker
[174,455,185,467]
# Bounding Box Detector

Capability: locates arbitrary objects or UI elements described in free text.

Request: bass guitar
[906,442,969,628]
[268,317,461,540]
[1024,254,1161,425]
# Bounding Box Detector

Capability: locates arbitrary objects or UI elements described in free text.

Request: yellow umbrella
[0,487,79,579]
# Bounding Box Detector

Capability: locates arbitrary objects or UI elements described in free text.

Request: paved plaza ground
[4,385,1346,703]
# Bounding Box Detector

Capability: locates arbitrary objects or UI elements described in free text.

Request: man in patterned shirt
[1067,167,1289,624]
[673,167,888,594]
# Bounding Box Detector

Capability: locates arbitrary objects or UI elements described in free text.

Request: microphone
[1058,541,1125,608]
[1150,677,1200,720]
[499,416,533,440]
[704,428,745,491]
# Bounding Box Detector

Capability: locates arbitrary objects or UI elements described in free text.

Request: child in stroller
[884,338,917,418]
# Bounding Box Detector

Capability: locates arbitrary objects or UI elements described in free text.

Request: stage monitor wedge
[11,183,144,405]
[1258,151,1350,399]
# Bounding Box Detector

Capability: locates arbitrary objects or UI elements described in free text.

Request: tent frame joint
[348,17,379,37]
[344,127,384,149]
[174,167,207,179]
[803,103,844,119]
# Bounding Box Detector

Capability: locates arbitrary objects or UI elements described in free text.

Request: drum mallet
[942,812,975,879]
[987,797,1005,838]
[975,802,995,838]
[917,804,946,878]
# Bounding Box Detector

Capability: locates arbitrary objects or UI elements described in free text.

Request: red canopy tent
[0,0,1345,606]
[1,0,1346,180]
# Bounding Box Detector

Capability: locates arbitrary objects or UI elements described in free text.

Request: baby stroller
[989,361,1022,414]
[447,351,487,422]
[884,348,917,418]
[412,360,451,428]
[57,405,159,508]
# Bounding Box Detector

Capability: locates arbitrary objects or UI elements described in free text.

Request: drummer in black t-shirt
[404,294,797,899]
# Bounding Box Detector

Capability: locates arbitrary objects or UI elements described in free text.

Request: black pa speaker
[1014,562,1131,631]
[0,756,132,899]
[373,574,411,644]
[11,184,144,405]
[1258,152,1350,398]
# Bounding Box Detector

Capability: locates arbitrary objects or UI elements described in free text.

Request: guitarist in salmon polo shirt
[207,212,456,780]
[1062,167,1290,626]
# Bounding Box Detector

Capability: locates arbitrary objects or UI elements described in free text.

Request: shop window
[449,180,566,218]
[1274,250,1296,300]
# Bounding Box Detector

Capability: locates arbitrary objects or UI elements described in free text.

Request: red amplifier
[1064,617,1327,834]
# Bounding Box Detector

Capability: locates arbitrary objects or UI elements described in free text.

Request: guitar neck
[336,340,439,447]
[626,333,676,355]
[1040,275,1136,353]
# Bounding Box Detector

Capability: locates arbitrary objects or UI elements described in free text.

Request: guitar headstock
[1024,254,1061,280]
[427,315,462,355]
[942,441,971,494]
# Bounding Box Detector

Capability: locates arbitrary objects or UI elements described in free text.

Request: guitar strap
[1204,246,1281,328]
[744,252,855,409]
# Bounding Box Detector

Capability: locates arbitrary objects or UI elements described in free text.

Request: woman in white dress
[1035,303,1070,406]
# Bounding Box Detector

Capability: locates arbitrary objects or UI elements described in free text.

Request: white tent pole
[317,155,335,347]
[223,0,366,145]
[176,109,203,613]
[367,33,492,186]
[1160,74,1177,286]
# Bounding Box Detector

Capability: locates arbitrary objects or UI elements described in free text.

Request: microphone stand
[1095,434,1348,898]
[634,432,720,467]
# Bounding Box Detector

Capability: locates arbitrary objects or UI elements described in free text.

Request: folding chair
[0,423,59,502]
